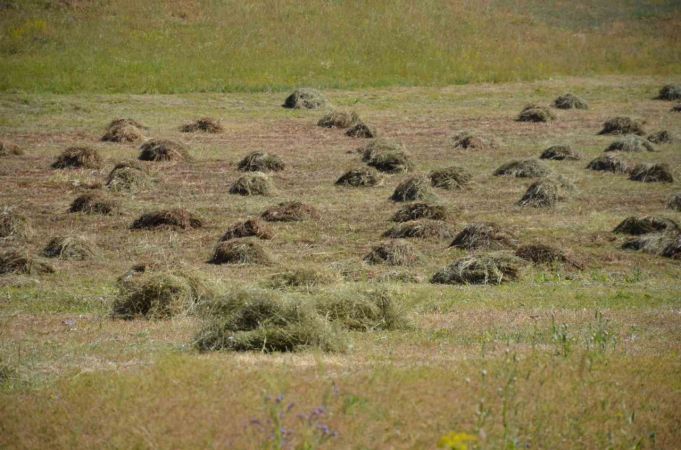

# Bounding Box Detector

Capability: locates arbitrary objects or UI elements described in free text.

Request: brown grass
[383,219,453,240]
[180,117,223,133]
[52,146,102,169]
[261,201,319,222]
[69,193,119,215]
[450,222,517,250]
[131,208,203,230]
[210,239,271,265]
[220,218,273,241]
[139,139,189,162]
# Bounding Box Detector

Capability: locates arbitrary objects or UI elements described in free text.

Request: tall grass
[0,0,679,93]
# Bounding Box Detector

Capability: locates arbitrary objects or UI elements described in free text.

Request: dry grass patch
[237,152,285,172]
[392,202,447,222]
[69,193,118,215]
[345,121,377,138]
[0,140,23,156]
[268,268,338,289]
[282,88,328,109]
[450,222,517,251]
[540,145,580,161]
[131,208,203,230]
[220,218,273,241]
[0,207,32,241]
[672,103,681,112]
[621,232,680,257]
[391,176,434,202]
[429,166,471,190]
[361,140,412,173]
[657,84,681,101]
[210,239,271,265]
[553,93,588,109]
[599,117,645,135]
[317,110,359,128]
[106,161,150,192]
[52,146,102,169]
[431,252,525,285]
[335,167,383,187]
[139,139,189,162]
[605,136,655,152]
[229,172,274,196]
[316,288,408,331]
[667,193,681,212]
[42,236,96,260]
[450,131,497,150]
[102,118,146,143]
[613,216,679,235]
[0,249,54,275]
[517,104,555,122]
[515,244,583,269]
[383,219,453,240]
[518,179,562,208]
[647,130,673,144]
[261,201,319,222]
[180,117,223,133]
[364,239,420,265]
[586,154,631,173]
[628,163,674,183]
[494,159,550,178]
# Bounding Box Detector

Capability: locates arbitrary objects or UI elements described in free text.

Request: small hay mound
[220,218,273,241]
[517,179,561,208]
[316,289,407,331]
[622,232,679,256]
[540,145,580,161]
[360,139,402,160]
[180,117,223,133]
[112,271,210,319]
[391,177,433,202]
[431,252,525,285]
[138,139,189,162]
[586,154,631,173]
[383,219,453,240]
[667,193,681,212]
[599,117,645,135]
[261,201,320,222]
[628,163,674,183]
[613,216,679,235]
[364,239,419,265]
[0,249,55,275]
[673,104,681,112]
[102,119,146,143]
[657,84,681,101]
[42,236,95,260]
[345,121,377,138]
[317,110,359,128]
[648,130,673,144]
[517,104,556,122]
[553,93,588,110]
[132,208,203,230]
[0,140,23,156]
[429,166,472,190]
[515,244,582,268]
[661,235,681,259]
[451,131,496,150]
[0,208,32,241]
[392,202,447,222]
[210,239,271,265]
[237,151,285,172]
[335,167,383,187]
[268,268,338,289]
[494,159,550,178]
[283,88,328,109]
[450,222,517,251]
[605,136,655,152]
[194,291,345,352]
[229,172,274,196]
[363,145,412,173]
[52,147,102,169]
[69,193,118,215]
[106,161,149,192]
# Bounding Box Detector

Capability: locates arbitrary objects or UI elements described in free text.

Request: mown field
[0,76,680,449]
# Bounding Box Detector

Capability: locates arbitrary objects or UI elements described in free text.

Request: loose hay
[383,219,453,240]
[139,139,189,162]
[622,232,679,257]
[52,147,102,169]
[586,154,631,173]
[667,193,681,212]
[613,216,679,235]
[0,208,32,241]
[268,268,338,289]
[540,145,580,161]
[0,140,23,156]
[628,163,674,183]
[673,103,681,112]
[599,117,645,135]
[106,161,150,192]
[450,222,517,250]
[392,202,447,222]
[553,93,588,109]
[261,201,319,222]
[229,172,274,196]
[517,179,560,208]
[316,288,408,331]
[69,193,118,215]
[210,239,271,264]
[362,140,413,173]
[517,104,556,122]
[605,136,655,152]
[431,252,525,285]
[335,167,383,187]
[180,117,223,133]
[102,118,146,143]
[283,88,328,109]
[237,152,285,172]
[647,130,673,144]
[661,235,681,259]
[220,218,273,241]
[494,159,550,178]
[0,249,54,275]
[515,244,583,269]
[391,177,433,202]
[42,236,96,260]
[657,84,681,101]
[132,208,203,230]
[317,110,359,128]
[429,166,471,190]
[364,239,420,265]
[345,121,377,138]
[451,131,497,150]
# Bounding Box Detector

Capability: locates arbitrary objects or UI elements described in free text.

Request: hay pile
[42,236,96,260]
[622,232,680,257]
[106,161,150,192]
[317,110,359,128]
[429,166,471,190]
[657,84,681,101]
[451,131,497,150]
[362,140,413,173]
[391,177,433,202]
[450,222,517,250]
[494,159,550,178]
[220,218,273,241]
[237,151,285,172]
[0,249,55,275]
[515,244,583,269]
[540,145,580,161]
[364,239,420,265]
[210,239,271,265]
[613,216,679,235]
[599,117,645,135]
[517,104,556,122]
[517,179,562,208]
[383,219,453,240]
[139,139,189,162]
[268,268,338,289]
[0,208,32,241]
[0,140,23,156]
[673,104,681,112]
[52,147,102,169]
[335,167,383,187]
[661,235,681,259]
[132,208,203,230]
[69,193,118,215]
[282,88,328,109]
[553,93,588,109]
[180,117,223,133]
[628,163,674,183]
[102,118,146,143]
[261,201,319,222]
[667,193,681,212]
[586,154,631,173]
[605,136,655,152]
[229,172,274,196]
[431,252,525,285]
[316,288,408,331]
[647,130,673,144]
[392,202,447,222]
[345,121,377,138]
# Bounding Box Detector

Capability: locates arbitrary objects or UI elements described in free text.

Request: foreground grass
[0,0,679,93]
